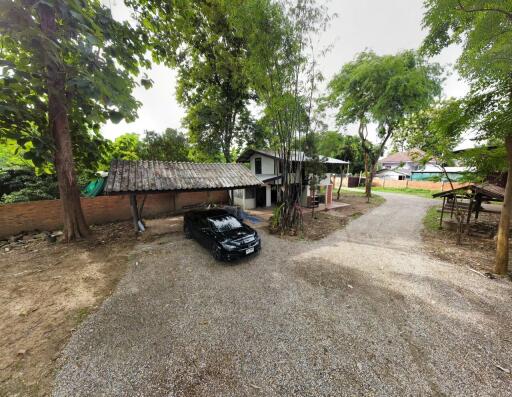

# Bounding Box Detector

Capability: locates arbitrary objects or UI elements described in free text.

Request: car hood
[217,226,257,243]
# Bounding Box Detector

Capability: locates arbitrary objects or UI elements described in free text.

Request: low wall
[331,175,470,192]
[371,178,469,191]
[0,190,228,238]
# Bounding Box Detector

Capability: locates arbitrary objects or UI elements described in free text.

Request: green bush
[0,168,59,203]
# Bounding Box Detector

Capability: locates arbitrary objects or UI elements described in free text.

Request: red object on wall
[326,184,333,206]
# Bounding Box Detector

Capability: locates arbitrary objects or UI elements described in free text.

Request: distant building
[377,149,436,180]
[411,164,472,181]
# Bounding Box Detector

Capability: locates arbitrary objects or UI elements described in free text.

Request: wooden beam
[439,196,445,229]
[129,193,140,232]
[466,196,473,224]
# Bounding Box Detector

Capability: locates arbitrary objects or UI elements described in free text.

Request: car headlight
[221,242,237,250]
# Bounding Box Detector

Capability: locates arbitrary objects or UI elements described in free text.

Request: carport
[104,160,263,232]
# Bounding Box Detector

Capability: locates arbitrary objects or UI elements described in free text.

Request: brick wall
[0,190,228,238]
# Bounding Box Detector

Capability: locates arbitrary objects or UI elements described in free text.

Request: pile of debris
[1,230,63,252]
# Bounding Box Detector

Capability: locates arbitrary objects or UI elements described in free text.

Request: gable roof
[412,164,472,174]
[432,183,504,201]
[104,160,262,194]
[380,149,428,164]
[376,168,411,176]
[237,148,349,165]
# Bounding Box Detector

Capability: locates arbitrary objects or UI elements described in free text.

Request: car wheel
[213,245,223,261]
[184,224,192,239]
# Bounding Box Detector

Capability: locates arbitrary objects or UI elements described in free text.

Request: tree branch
[456,0,512,21]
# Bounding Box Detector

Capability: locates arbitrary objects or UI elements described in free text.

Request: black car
[183,209,261,261]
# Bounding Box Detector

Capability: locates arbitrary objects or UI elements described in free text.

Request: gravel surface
[53,193,512,396]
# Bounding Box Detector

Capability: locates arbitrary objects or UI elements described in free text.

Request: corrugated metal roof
[104,160,263,193]
[380,149,429,164]
[432,183,505,201]
[237,148,350,164]
[474,183,505,200]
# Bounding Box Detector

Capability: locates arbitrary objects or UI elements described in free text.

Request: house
[377,149,436,180]
[411,164,472,181]
[235,149,349,209]
[375,168,411,181]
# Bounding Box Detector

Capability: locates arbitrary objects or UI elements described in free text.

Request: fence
[371,178,469,191]
[330,175,470,192]
[0,190,228,239]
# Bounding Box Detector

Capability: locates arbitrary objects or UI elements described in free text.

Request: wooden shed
[104,160,263,231]
[432,183,504,235]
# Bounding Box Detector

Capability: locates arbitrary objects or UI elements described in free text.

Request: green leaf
[108,111,124,124]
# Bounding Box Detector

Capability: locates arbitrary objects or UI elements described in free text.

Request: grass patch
[371,186,439,199]
[74,307,91,325]
[423,205,441,232]
[337,189,386,205]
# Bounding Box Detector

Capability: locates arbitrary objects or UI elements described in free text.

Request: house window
[255,157,262,174]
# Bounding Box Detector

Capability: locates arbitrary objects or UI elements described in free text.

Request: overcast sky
[102,0,468,145]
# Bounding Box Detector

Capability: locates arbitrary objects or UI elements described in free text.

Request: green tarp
[82,178,106,197]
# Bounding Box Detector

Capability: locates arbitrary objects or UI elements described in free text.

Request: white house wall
[377,170,405,180]
[232,188,256,210]
[250,153,276,175]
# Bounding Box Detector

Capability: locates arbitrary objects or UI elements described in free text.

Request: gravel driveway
[53,193,512,396]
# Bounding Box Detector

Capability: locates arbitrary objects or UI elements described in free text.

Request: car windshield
[208,215,243,232]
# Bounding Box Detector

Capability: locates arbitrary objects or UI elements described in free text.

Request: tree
[422,0,512,274]
[315,131,368,198]
[398,100,471,243]
[0,168,59,203]
[304,133,326,219]
[233,0,331,233]
[126,0,253,163]
[316,132,367,173]
[0,0,149,240]
[325,50,443,200]
[101,133,141,166]
[0,139,34,170]
[138,128,189,162]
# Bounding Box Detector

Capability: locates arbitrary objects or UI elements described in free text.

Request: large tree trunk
[336,165,344,200]
[39,4,89,241]
[365,161,375,202]
[495,134,512,274]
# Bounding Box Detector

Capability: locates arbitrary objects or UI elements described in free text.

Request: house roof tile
[104,160,263,194]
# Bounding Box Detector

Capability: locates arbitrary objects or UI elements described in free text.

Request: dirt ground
[276,192,385,241]
[421,206,510,275]
[0,222,141,396]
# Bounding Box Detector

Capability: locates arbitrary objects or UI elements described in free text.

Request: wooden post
[129,193,140,232]
[466,197,473,224]
[475,195,481,220]
[439,196,445,229]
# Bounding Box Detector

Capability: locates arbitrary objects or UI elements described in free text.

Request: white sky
[102,0,468,146]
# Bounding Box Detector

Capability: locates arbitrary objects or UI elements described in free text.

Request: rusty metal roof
[432,183,504,201]
[104,160,263,194]
[237,148,349,165]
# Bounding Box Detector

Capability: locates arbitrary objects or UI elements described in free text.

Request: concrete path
[53,193,512,396]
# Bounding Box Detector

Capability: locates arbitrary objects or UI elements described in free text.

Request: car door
[195,217,213,248]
